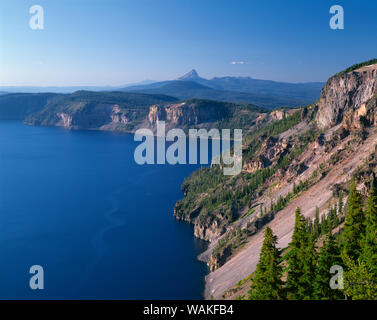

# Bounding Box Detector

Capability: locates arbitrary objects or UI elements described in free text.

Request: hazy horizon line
[0,72,326,89]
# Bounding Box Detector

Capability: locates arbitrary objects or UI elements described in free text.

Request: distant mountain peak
[178,69,201,80]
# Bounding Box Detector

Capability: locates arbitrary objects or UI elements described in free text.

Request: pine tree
[320,212,330,235]
[313,231,343,300]
[303,231,318,298]
[299,180,304,192]
[342,180,365,261]
[333,203,340,227]
[314,207,320,238]
[306,218,313,235]
[338,191,343,215]
[326,213,332,234]
[320,214,326,235]
[361,176,377,278]
[248,227,284,300]
[329,204,337,229]
[286,207,317,299]
[343,254,377,300]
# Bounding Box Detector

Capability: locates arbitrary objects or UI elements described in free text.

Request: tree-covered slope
[0,93,60,120]
[0,90,268,134]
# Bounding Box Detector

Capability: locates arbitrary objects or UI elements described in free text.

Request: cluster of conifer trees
[248,177,377,300]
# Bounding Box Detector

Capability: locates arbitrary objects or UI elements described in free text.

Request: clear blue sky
[0,0,376,86]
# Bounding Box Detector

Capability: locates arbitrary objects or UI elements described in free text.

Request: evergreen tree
[248,227,284,300]
[313,231,343,300]
[313,207,320,238]
[299,180,304,192]
[320,214,326,235]
[306,218,313,235]
[303,231,318,298]
[286,207,317,299]
[320,212,331,235]
[328,206,336,231]
[343,254,377,300]
[342,181,365,261]
[338,191,343,215]
[362,176,377,278]
[324,207,330,232]
[329,204,337,229]
[333,203,340,227]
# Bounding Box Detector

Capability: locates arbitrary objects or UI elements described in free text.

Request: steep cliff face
[145,99,266,134]
[148,102,206,128]
[174,196,232,242]
[342,95,377,131]
[316,64,377,129]
[147,100,231,132]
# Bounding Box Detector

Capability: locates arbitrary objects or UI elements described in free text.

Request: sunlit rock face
[316,64,377,129]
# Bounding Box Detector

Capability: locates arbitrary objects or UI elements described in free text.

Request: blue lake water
[0,121,208,299]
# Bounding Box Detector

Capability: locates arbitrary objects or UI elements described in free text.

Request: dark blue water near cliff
[0,121,208,299]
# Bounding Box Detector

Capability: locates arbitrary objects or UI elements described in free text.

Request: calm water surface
[0,121,208,299]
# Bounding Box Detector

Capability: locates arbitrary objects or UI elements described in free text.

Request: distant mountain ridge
[0,70,324,108]
[122,69,324,109]
[125,80,313,109]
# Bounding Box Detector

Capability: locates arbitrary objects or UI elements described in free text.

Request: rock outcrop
[316,64,377,129]
[174,201,231,242]
[110,105,130,124]
[342,95,377,131]
[57,112,72,128]
[243,136,291,173]
[147,100,230,132]
[243,155,271,173]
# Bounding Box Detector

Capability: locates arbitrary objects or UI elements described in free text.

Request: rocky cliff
[316,63,377,129]
[174,60,377,299]
[18,91,266,134]
[146,99,265,133]
[147,101,227,130]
